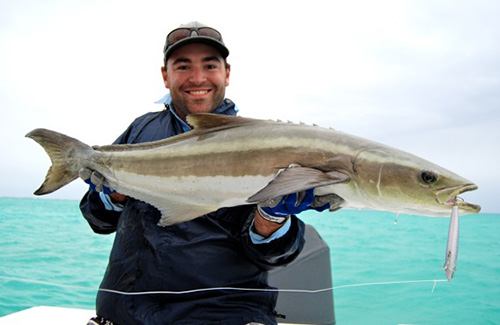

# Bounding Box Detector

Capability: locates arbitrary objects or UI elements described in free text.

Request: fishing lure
[443,204,460,281]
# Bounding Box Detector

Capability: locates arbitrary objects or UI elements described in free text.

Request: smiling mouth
[187,90,211,96]
[436,184,481,213]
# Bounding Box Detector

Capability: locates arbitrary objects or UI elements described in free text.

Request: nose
[189,66,206,84]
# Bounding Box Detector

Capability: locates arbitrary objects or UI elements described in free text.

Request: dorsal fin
[187,113,259,130]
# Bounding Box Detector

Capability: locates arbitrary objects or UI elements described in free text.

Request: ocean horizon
[1,197,499,324]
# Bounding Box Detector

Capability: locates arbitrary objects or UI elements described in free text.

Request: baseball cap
[163,21,229,63]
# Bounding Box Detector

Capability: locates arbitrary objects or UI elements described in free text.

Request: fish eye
[419,170,438,185]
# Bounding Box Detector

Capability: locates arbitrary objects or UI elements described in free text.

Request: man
[81,22,328,324]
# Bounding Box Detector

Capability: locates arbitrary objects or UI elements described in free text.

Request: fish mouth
[436,184,481,213]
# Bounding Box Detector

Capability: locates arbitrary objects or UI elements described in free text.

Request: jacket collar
[155,93,239,132]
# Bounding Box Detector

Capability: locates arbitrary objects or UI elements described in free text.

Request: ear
[161,66,169,89]
[225,64,231,87]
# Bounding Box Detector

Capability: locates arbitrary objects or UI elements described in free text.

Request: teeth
[189,90,208,95]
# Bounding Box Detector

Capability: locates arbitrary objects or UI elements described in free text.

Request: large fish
[26,113,480,226]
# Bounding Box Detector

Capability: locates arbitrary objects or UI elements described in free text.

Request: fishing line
[0,275,94,291]
[0,275,447,295]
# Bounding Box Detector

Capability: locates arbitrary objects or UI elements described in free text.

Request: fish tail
[25,128,92,195]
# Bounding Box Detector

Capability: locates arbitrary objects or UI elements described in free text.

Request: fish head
[352,147,481,216]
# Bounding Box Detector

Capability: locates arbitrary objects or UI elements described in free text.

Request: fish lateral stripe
[106,146,337,178]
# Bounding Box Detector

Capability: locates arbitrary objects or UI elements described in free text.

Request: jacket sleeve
[215,206,305,270]
[243,215,305,270]
[80,190,122,234]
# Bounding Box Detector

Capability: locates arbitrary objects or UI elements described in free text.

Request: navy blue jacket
[80,99,306,324]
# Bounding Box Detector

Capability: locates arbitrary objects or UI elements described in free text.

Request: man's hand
[253,188,330,237]
[79,168,128,204]
[258,188,330,221]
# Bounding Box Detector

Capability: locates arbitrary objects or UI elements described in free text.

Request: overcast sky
[1,0,498,213]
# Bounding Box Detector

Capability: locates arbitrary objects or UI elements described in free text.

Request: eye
[419,170,438,185]
[173,64,190,71]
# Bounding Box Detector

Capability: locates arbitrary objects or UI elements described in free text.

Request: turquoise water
[1,197,499,324]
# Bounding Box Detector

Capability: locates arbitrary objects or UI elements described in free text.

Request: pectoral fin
[247,166,350,203]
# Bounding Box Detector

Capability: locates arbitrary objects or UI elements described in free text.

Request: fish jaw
[435,184,481,215]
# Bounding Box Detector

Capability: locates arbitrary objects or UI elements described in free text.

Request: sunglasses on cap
[166,26,223,46]
[163,23,229,63]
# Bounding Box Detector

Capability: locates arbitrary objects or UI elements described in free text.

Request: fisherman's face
[162,43,230,121]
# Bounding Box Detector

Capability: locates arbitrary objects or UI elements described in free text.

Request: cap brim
[164,36,229,62]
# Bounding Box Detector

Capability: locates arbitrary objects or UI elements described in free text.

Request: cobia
[26,113,480,226]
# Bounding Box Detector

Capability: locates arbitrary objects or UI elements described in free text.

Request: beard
[169,85,226,119]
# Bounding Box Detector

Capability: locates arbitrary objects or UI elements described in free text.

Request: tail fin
[25,128,92,195]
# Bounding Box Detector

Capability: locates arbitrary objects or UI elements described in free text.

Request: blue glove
[79,168,115,195]
[257,188,330,223]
